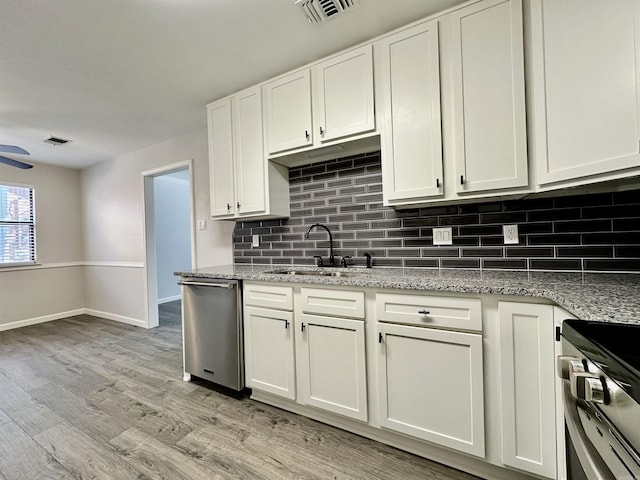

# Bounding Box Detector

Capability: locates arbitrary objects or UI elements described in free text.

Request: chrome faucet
[304,223,335,266]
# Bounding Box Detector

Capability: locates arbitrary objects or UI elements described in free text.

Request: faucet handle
[363,252,372,268]
[313,255,324,267]
[341,256,352,268]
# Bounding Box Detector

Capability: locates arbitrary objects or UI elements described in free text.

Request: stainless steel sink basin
[268,269,364,278]
[277,270,326,276]
[325,271,361,277]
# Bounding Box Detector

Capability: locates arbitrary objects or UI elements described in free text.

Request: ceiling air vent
[43,136,71,146]
[295,0,360,23]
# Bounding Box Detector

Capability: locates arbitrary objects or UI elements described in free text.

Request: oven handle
[563,383,612,480]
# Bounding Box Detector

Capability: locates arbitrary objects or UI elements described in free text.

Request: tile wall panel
[233,152,640,272]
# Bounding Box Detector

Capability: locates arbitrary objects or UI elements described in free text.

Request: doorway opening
[142,160,195,329]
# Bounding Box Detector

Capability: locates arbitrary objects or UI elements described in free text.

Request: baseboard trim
[158,295,181,305]
[0,309,85,332]
[0,308,147,331]
[83,309,147,328]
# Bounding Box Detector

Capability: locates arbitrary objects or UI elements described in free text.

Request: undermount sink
[268,269,364,278]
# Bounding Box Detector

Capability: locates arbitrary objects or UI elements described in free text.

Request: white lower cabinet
[244,284,368,421]
[377,322,485,458]
[243,305,296,400]
[297,313,367,421]
[242,283,568,480]
[498,301,558,479]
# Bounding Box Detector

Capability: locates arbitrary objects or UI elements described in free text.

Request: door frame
[141,159,196,328]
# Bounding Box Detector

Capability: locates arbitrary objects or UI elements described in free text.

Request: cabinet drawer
[244,283,293,311]
[301,288,365,319]
[376,293,481,331]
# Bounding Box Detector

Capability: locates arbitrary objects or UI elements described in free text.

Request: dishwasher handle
[178,280,236,289]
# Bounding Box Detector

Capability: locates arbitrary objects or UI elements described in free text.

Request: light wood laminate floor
[0,302,481,480]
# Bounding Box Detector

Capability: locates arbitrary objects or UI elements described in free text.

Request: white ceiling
[0,0,468,170]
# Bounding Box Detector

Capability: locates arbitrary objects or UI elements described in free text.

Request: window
[0,183,36,266]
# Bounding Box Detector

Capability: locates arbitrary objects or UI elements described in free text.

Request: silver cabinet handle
[418,310,430,315]
[237,202,241,209]
[301,322,306,332]
[226,203,231,211]
[285,320,290,329]
[320,126,325,136]
[378,332,384,343]
[305,130,310,140]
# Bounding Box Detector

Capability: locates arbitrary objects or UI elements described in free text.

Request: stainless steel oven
[559,320,640,480]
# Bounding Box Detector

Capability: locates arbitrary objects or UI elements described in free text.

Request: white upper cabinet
[377,20,444,204]
[450,0,528,194]
[207,98,236,218]
[313,46,375,143]
[264,45,375,158]
[207,87,289,220]
[376,0,528,207]
[263,70,313,154]
[233,87,267,216]
[530,0,640,187]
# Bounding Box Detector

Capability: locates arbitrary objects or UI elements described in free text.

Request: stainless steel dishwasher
[179,277,244,391]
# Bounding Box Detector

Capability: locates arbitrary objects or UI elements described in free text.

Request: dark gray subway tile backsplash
[233,152,640,272]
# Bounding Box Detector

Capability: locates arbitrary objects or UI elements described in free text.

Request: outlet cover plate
[433,227,453,246]
[503,224,519,244]
[197,219,207,231]
[252,235,260,247]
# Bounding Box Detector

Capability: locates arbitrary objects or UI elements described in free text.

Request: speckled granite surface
[175,265,640,324]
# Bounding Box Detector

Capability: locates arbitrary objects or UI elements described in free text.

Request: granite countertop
[175,264,640,325]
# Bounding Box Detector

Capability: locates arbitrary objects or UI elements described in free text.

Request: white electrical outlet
[252,235,260,247]
[503,224,519,244]
[197,219,207,231]
[433,227,453,246]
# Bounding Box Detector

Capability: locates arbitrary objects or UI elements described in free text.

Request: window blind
[0,183,36,265]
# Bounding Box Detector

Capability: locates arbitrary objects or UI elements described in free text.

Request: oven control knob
[570,372,607,404]
[584,377,607,404]
[557,355,584,380]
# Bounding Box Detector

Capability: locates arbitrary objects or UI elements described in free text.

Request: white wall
[0,162,85,329]
[154,171,191,302]
[80,128,234,325]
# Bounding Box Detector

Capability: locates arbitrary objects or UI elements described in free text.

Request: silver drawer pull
[418,310,430,315]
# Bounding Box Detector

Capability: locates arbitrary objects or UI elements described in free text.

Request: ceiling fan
[0,144,34,169]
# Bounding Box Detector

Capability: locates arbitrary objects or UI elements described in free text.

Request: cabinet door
[498,302,557,479]
[298,314,367,421]
[553,306,574,480]
[233,87,266,216]
[244,306,295,399]
[531,0,640,185]
[377,20,444,204]
[377,323,485,457]
[314,45,375,143]
[207,98,236,218]
[263,70,313,154]
[450,0,528,193]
